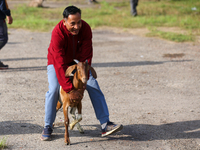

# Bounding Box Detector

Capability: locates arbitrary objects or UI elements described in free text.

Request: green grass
[0,138,7,150]
[147,28,194,42]
[10,4,63,32]
[9,0,200,42]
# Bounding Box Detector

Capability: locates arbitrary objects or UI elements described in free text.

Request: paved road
[0,25,200,149]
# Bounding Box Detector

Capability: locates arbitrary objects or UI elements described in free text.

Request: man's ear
[63,19,66,25]
[63,18,67,26]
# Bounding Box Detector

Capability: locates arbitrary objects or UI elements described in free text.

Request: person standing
[41,5,123,141]
[0,0,13,69]
[130,0,139,16]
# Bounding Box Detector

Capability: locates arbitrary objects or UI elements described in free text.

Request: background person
[130,0,139,16]
[0,0,13,69]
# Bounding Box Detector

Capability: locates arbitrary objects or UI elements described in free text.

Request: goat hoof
[78,127,84,134]
[65,141,70,145]
[70,120,78,130]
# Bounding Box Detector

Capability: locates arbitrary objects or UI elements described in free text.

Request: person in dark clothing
[130,0,139,16]
[0,0,13,69]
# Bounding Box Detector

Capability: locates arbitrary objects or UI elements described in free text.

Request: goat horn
[74,59,79,64]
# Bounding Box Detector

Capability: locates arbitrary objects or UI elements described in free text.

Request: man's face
[63,12,82,35]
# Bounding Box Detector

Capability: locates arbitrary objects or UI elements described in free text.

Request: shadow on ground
[0,57,193,72]
[1,120,199,143]
[52,120,200,145]
[0,121,43,135]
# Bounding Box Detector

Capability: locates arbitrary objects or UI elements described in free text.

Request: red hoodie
[47,20,93,93]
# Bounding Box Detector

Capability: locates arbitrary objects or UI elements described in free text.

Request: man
[0,0,13,69]
[130,0,139,16]
[41,5,123,141]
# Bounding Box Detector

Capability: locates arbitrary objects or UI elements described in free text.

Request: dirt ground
[1,1,200,150]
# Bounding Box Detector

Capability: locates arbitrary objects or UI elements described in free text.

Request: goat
[56,60,97,145]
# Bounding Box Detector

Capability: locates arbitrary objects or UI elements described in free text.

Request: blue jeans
[44,65,109,128]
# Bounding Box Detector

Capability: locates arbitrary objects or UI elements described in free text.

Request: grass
[0,138,7,150]
[10,4,63,32]
[147,28,195,42]
[9,0,200,42]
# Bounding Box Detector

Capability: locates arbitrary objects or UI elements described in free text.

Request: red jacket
[47,20,93,93]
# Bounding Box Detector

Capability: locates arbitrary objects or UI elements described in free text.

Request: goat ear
[65,65,77,77]
[90,66,97,79]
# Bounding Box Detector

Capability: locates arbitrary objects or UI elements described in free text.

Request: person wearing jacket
[41,5,123,141]
[0,0,13,69]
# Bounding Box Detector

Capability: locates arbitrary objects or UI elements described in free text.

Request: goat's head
[76,60,89,84]
[65,60,97,89]
[65,60,90,88]
[74,59,97,79]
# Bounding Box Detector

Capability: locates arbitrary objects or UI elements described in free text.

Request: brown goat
[56,60,97,145]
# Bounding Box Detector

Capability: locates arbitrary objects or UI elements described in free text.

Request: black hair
[63,6,81,18]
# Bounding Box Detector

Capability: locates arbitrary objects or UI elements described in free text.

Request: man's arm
[50,29,74,93]
[78,22,93,65]
[0,0,13,24]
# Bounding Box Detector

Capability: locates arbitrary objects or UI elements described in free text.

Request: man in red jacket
[41,5,123,141]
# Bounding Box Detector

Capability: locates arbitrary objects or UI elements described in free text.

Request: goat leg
[52,101,63,128]
[70,120,84,133]
[69,114,82,130]
[63,104,70,145]
[70,107,76,120]
[75,102,84,133]
[69,107,77,130]
[75,114,84,133]
[69,105,83,130]
[56,101,62,112]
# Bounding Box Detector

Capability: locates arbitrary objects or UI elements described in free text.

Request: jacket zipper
[73,35,75,59]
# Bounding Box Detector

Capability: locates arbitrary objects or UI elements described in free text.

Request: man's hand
[7,16,13,24]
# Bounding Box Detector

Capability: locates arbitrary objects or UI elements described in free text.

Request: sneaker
[101,121,123,137]
[132,12,137,17]
[131,7,137,17]
[0,61,8,70]
[40,126,53,141]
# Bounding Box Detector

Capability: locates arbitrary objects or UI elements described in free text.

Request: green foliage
[9,0,200,42]
[147,28,194,42]
[10,4,62,31]
[0,138,7,150]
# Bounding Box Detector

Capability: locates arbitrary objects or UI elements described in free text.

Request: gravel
[0,26,200,150]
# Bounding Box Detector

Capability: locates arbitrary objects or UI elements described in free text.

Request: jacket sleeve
[50,28,74,93]
[0,0,11,16]
[78,22,93,66]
